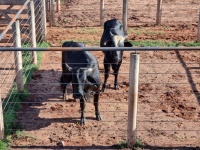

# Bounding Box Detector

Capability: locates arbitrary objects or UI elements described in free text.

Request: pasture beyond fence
[0,0,200,148]
[48,0,200,41]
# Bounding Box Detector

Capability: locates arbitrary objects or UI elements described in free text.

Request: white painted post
[0,89,4,140]
[12,20,24,92]
[122,0,128,33]
[29,0,37,64]
[156,0,163,26]
[127,53,140,147]
[100,0,104,26]
[42,0,47,41]
[197,8,200,42]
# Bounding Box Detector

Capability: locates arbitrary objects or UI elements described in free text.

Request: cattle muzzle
[113,56,121,64]
[73,92,84,99]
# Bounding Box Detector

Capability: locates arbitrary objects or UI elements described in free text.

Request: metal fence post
[156,0,162,26]
[122,0,128,33]
[197,8,200,42]
[29,0,37,64]
[127,53,140,147]
[100,0,104,26]
[12,20,24,92]
[0,89,4,140]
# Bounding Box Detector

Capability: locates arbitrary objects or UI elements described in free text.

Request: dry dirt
[10,0,200,149]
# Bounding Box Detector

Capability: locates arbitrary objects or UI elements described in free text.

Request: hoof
[114,85,119,90]
[79,118,86,125]
[96,114,102,121]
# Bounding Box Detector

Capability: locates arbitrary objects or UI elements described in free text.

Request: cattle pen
[0,0,200,149]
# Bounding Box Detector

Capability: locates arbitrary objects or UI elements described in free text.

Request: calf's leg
[94,92,101,121]
[80,98,86,125]
[101,63,110,92]
[113,63,121,90]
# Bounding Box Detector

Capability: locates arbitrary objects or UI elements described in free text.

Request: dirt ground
[10,0,200,149]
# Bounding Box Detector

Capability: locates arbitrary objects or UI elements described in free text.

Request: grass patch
[1,42,50,148]
[115,138,143,149]
[129,40,200,47]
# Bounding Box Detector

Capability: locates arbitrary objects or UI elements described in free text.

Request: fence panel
[0,0,47,139]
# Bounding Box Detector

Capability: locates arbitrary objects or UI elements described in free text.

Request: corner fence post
[29,0,37,64]
[127,53,140,147]
[100,0,104,26]
[122,0,128,33]
[0,89,4,140]
[42,0,47,41]
[12,20,24,92]
[156,0,163,26]
[197,8,200,42]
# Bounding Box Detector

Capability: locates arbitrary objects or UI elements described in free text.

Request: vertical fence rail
[12,20,24,92]
[56,0,60,12]
[122,0,128,33]
[156,0,163,26]
[197,8,200,42]
[42,0,47,41]
[50,0,56,27]
[127,53,140,147]
[0,89,4,140]
[29,0,37,64]
[100,0,104,26]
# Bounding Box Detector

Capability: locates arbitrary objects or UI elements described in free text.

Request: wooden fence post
[127,53,140,147]
[29,0,37,64]
[100,0,104,26]
[156,0,163,26]
[56,0,60,12]
[197,8,200,42]
[42,0,47,41]
[50,0,56,27]
[122,0,128,33]
[46,0,50,22]
[0,89,4,140]
[12,20,24,92]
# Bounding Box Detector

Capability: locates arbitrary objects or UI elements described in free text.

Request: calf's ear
[103,41,113,47]
[124,41,132,47]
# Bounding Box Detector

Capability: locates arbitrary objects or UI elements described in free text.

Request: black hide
[60,41,101,125]
[100,19,132,92]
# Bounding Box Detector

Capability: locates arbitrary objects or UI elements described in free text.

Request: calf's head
[65,64,95,99]
[104,31,132,64]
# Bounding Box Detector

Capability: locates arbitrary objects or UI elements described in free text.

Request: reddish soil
[10,0,200,149]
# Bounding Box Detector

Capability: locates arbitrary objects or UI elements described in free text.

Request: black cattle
[60,41,101,125]
[100,19,133,92]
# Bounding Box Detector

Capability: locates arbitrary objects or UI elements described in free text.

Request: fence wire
[54,0,200,27]
[0,0,200,149]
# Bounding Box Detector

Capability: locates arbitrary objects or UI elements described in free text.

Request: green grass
[129,40,200,47]
[115,138,143,149]
[1,42,50,149]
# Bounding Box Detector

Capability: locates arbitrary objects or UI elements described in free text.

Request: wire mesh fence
[0,0,47,141]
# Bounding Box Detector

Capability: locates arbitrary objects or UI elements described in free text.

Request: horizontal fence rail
[1,47,200,51]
